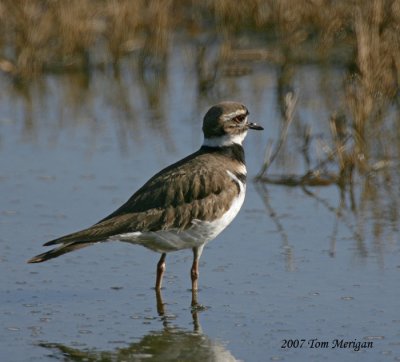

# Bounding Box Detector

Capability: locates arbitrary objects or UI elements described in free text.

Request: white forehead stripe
[222,109,247,121]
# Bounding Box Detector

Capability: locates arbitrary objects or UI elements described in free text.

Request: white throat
[202,131,247,147]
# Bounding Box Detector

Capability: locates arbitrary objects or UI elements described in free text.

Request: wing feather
[44,149,240,246]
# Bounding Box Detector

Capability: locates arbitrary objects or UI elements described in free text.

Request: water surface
[1,43,399,362]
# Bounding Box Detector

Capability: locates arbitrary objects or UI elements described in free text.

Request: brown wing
[43,149,240,247]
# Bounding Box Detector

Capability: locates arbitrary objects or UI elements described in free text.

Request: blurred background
[0,1,399,361]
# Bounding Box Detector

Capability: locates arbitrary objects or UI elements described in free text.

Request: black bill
[248,122,264,131]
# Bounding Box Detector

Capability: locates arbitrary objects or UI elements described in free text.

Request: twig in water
[255,91,298,180]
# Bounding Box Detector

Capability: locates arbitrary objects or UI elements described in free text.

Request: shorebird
[28,101,263,295]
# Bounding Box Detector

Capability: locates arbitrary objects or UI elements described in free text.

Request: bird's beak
[247,122,264,131]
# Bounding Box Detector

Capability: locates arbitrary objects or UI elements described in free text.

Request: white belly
[115,182,246,253]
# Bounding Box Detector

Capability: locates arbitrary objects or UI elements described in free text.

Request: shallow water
[1,44,399,362]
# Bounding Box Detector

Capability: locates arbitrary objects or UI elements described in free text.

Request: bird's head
[202,101,263,147]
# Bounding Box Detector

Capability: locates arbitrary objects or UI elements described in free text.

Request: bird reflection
[156,288,205,332]
[38,290,238,361]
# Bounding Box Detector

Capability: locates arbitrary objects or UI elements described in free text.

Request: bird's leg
[155,287,165,316]
[190,251,199,292]
[190,246,204,307]
[155,253,167,290]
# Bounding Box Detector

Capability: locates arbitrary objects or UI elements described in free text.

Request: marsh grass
[0,1,398,77]
[0,0,172,76]
[0,1,398,105]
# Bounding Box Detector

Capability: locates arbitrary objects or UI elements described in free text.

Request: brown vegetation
[0,1,399,84]
[0,0,172,76]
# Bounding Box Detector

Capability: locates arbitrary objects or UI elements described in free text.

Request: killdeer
[28,101,263,295]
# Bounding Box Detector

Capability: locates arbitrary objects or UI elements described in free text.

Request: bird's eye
[233,115,246,123]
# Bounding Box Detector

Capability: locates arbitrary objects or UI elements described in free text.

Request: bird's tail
[27,215,131,264]
[27,242,93,263]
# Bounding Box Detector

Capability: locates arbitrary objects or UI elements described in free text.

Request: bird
[27,101,263,295]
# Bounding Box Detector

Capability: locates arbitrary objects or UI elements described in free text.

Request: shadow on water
[37,291,238,362]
